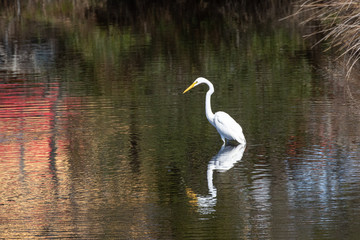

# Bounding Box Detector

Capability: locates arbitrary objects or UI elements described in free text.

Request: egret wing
[214,111,245,143]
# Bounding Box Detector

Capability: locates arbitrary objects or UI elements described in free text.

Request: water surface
[1,1,360,239]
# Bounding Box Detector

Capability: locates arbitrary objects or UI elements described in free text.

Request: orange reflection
[0,82,72,238]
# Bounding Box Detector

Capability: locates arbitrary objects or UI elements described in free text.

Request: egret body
[183,77,245,145]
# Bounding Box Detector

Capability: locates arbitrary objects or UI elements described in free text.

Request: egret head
[183,77,208,94]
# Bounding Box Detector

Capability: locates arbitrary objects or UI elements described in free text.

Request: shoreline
[294,0,360,78]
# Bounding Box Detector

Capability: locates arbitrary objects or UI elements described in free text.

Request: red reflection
[0,81,61,166]
[0,81,67,237]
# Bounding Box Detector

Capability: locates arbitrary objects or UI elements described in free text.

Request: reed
[294,0,360,77]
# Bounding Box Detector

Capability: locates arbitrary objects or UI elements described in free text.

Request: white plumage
[183,77,245,145]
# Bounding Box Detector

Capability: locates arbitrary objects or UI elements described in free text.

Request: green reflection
[0,1,337,239]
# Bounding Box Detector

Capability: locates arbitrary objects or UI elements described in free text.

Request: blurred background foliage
[0,0,319,152]
[1,2,357,238]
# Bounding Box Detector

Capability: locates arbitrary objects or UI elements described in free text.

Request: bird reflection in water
[187,143,246,214]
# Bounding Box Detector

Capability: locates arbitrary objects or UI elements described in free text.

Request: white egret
[183,77,245,145]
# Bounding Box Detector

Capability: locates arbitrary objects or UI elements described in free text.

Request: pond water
[1,1,360,239]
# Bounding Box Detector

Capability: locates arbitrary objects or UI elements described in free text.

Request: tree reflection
[2,0,360,239]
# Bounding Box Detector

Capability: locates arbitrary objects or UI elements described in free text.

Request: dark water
[1,1,360,239]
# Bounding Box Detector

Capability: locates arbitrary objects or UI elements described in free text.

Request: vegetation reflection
[0,1,343,239]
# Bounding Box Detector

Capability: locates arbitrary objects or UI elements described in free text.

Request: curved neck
[205,81,215,126]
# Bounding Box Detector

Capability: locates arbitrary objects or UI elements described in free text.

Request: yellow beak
[183,82,197,94]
